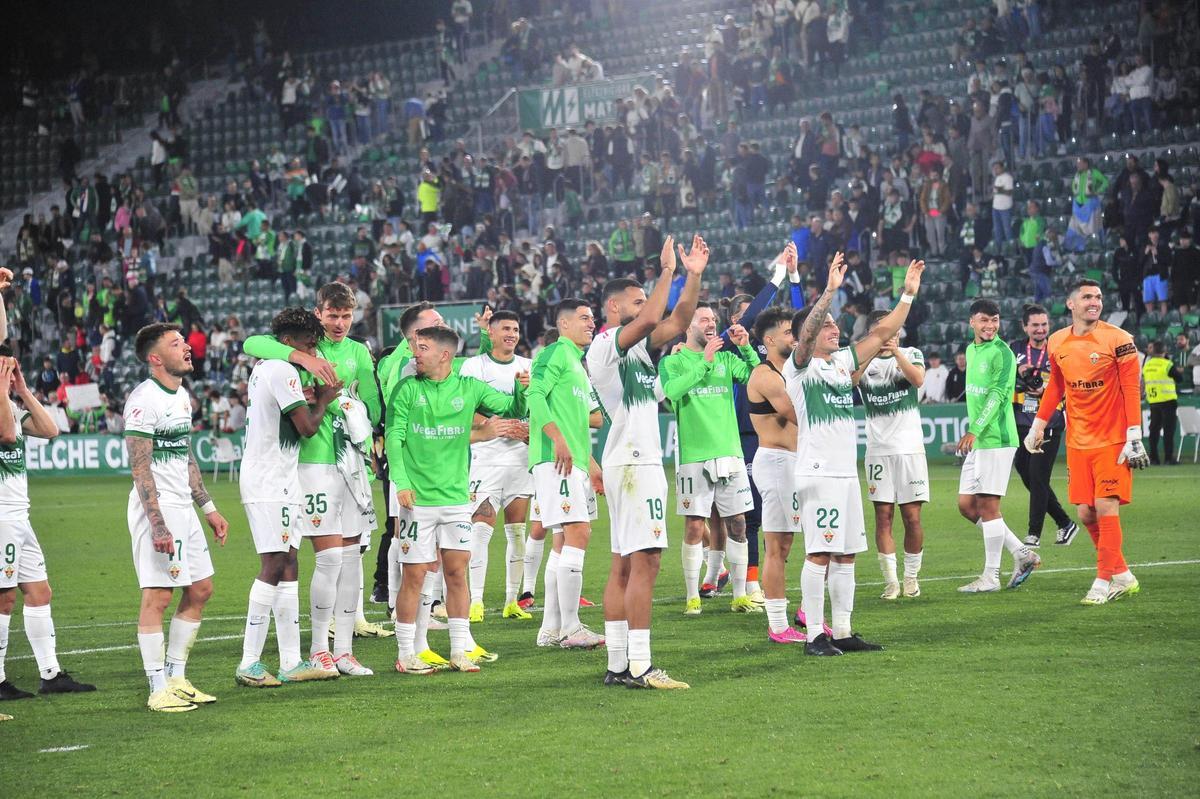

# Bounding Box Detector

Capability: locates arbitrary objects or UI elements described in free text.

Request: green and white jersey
[660,344,758,464]
[242,334,381,466]
[240,359,308,505]
[0,400,32,521]
[859,347,925,456]
[460,352,532,468]
[783,348,859,478]
[385,372,525,506]
[124,378,195,507]
[585,327,663,467]
[965,337,1018,449]
[528,338,594,470]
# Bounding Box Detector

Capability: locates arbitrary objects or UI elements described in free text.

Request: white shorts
[675,461,754,518]
[864,452,930,505]
[342,498,378,549]
[751,449,801,534]
[958,447,1017,497]
[295,464,348,538]
[0,519,47,588]
[794,475,868,556]
[531,463,595,530]
[603,464,669,556]
[469,462,534,513]
[393,504,473,564]
[244,502,302,554]
[128,494,215,589]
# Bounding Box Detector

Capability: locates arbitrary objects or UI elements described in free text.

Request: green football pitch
[3,464,1198,796]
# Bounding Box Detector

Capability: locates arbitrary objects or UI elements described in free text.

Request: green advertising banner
[377,302,484,350]
[26,431,244,477]
[517,75,656,132]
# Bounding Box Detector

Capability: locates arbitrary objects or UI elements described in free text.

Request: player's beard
[167,359,194,377]
[619,313,636,326]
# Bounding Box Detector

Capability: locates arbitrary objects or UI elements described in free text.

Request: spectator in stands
[1121,170,1158,252]
[892,93,914,154]
[1029,226,1061,304]
[225,393,247,433]
[967,100,996,204]
[919,170,952,256]
[1172,230,1198,314]
[1127,53,1155,131]
[921,351,949,403]
[958,202,981,255]
[121,272,149,337]
[824,1,851,77]
[945,350,968,401]
[150,131,168,190]
[878,187,911,257]
[1018,199,1044,268]
[1065,156,1108,252]
[1141,225,1172,316]
[1157,160,1181,237]
[1111,234,1142,317]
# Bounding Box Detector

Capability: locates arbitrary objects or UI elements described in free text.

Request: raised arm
[793,252,847,368]
[661,337,724,402]
[244,333,339,386]
[723,242,795,345]
[853,259,924,366]
[13,362,58,439]
[726,325,759,382]
[0,267,12,342]
[0,362,16,445]
[618,235,676,352]
[650,235,709,349]
[893,347,925,388]
[288,378,341,438]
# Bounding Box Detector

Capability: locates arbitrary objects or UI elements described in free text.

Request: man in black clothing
[1170,229,1199,312]
[1011,304,1078,547]
[945,350,967,401]
[743,141,771,212]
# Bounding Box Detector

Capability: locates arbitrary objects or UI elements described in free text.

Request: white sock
[239,580,277,670]
[395,622,416,659]
[387,540,401,610]
[138,631,167,693]
[540,550,561,634]
[165,616,200,679]
[469,521,494,604]
[628,628,651,678]
[827,562,856,640]
[682,542,703,601]
[605,620,629,672]
[766,598,788,634]
[333,544,361,657]
[504,523,526,604]
[309,547,340,655]
[878,552,898,584]
[415,571,438,654]
[726,538,748,598]
[557,546,585,635]
[274,581,302,671]
[903,550,923,579]
[800,561,828,640]
[704,549,724,587]
[747,580,762,595]
[981,519,1005,582]
[356,552,368,624]
[523,535,545,596]
[1001,523,1028,557]
[1091,577,1111,594]
[0,612,9,683]
[23,604,61,680]
[448,617,470,658]
[1112,569,1134,583]
[701,546,711,582]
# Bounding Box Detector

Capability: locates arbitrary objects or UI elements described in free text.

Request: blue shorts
[1143,274,1168,303]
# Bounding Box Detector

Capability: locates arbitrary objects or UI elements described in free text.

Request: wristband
[200,501,217,515]
[900,293,915,304]
[770,261,787,286]
[1125,425,1142,442]
[788,269,801,284]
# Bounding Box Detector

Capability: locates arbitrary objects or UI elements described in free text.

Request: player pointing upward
[1025,278,1146,604]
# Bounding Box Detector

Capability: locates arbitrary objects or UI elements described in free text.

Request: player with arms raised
[0,351,96,706]
[1024,279,1146,604]
[784,253,921,656]
[124,323,229,712]
[460,310,535,622]
[528,299,605,650]
[955,299,1042,593]
[235,309,343,687]
[386,327,526,673]
[854,310,928,600]
[587,234,706,689]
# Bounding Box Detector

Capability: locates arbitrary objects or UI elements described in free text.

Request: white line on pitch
[38,745,90,753]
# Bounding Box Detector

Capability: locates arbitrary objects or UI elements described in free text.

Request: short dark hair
[489,309,520,326]
[316,282,356,310]
[969,299,1001,317]
[415,326,460,351]
[272,307,325,343]
[135,323,182,362]
[555,298,591,321]
[399,301,436,337]
[602,278,642,304]
[1021,303,1048,324]
[1073,278,1102,296]
[866,309,890,328]
[753,306,792,341]
[0,344,13,358]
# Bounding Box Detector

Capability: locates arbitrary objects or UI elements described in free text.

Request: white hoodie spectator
[1127,61,1154,101]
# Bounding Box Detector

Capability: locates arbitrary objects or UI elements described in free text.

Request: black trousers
[1015,424,1073,539]
[372,480,394,590]
[1148,400,1178,464]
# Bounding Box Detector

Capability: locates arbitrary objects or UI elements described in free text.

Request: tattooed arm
[127,436,174,555]
[188,449,229,545]
[792,252,847,369]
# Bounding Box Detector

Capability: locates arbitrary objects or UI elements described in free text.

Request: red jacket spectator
[187,326,208,362]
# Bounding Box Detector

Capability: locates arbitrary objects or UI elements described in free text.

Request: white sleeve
[123,388,158,437]
[832,347,858,374]
[267,361,308,413]
[907,347,925,367]
[459,356,481,380]
[584,330,619,389]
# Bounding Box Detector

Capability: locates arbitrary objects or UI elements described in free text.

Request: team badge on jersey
[451,397,464,412]
[823,532,834,543]
[1089,352,1100,364]
[868,484,876,495]
[3,565,13,579]
[169,563,182,580]
[401,541,410,554]
[653,524,662,539]
[281,531,290,543]
[561,500,572,514]
[311,515,323,528]
[682,498,691,510]
[792,514,801,527]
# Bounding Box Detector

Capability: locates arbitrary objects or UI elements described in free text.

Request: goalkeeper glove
[1117,425,1150,469]
[1023,418,1047,454]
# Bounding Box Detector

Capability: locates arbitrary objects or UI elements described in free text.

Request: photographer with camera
[1012,304,1079,548]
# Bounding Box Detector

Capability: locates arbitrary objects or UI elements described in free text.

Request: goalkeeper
[1023,279,1146,606]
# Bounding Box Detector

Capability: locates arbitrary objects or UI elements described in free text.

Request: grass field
[2,463,1198,797]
